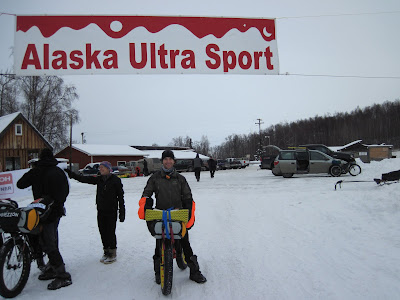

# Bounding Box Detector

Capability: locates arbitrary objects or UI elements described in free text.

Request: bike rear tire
[161,240,173,295]
[0,239,31,298]
[349,164,362,176]
[329,165,342,177]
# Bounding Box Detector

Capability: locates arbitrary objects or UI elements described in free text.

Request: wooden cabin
[0,112,52,171]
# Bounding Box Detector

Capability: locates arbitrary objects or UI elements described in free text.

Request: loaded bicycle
[145,208,189,295]
[341,161,362,176]
[0,199,44,298]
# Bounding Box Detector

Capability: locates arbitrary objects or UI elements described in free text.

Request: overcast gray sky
[1,0,400,147]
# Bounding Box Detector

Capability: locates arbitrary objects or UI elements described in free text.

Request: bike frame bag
[151,221,184,239]
[145,209,189,239]
[0,200,40,233]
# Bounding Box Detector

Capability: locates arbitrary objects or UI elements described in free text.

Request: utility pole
[255,118,264,152]
[69,113,73,171]
[255,118,264,159]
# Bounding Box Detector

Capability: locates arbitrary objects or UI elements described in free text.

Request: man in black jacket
[142,150,206,284]
[193,153,203,182]
[65,161,125,264]
[207,156,217,178]
[17,148,72,290]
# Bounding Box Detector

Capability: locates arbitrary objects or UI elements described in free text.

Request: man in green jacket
[142,150,207,284]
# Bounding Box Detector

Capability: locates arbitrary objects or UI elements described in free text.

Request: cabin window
[15,124,22,136]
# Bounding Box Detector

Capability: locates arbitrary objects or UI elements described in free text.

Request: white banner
[14,15,279,75]
[0,169,32,200]
[0,163,68,201]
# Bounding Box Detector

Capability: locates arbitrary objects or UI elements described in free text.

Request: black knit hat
[39,148,54,160]
[161,150,175,161]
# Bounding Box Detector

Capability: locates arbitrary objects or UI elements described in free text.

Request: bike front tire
[161,240,173,296]
[349,164,362,176]
[0,238,31,298]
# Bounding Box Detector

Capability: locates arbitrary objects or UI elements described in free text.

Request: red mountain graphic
[17,15,276,42]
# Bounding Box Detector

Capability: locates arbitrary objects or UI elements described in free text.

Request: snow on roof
[144,149,209,160]
[330,140,363,152]
[0,112,21,133]
[72,144,148,156]
[0,112,52,148]
[339,140,363,150]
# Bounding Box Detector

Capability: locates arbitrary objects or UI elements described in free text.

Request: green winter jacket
[142,169,193,210]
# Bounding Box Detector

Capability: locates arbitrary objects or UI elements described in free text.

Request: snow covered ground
[12,158,400,299]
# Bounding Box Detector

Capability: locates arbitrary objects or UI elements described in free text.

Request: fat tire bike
[145,208,189,295]
[0,199,44,298]
[341,161,362,176]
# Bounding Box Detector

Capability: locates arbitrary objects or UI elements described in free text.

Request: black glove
[144,197,154,210]
[119,208,125,222]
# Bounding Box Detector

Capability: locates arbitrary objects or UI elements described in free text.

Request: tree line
[2,72,398,158]
[0,72,79,151]
[170,99,400,159]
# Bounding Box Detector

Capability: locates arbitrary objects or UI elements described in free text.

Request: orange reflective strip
[181,223,187,237]
[186,201,196,228]
[27,209,39,230]
[138,197,147,219]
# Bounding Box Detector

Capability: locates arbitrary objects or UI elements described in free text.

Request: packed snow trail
[11,159,400,299]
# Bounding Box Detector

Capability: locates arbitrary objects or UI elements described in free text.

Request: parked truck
[226,158,249,169]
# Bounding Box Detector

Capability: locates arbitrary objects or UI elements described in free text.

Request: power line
[2,73,400,79]
[0,12,16,17]
[1,10,400,19]
[277,10,400,20]
[279,73,400,79]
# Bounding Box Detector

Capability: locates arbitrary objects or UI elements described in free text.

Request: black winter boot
[36,255,46,272]
[47,264,72,290]
[103,248,117,264]
[153,255,161,284]
[100,248,110,263]
[188,255,207,283]
[38,263,56,281]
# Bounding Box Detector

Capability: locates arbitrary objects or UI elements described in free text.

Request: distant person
[17,148,72,291]
[193,153,203,182]
[207,156,217,178]
[143,159,149,176]
[135,166,142,177]
[65,161,125,264]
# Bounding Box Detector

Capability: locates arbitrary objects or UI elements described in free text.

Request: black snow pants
[97,210,118,249]
[194,168,201,181]
[39,217,64,268]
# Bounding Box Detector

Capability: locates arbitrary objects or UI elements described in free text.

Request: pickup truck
[224,158,241,169]
[226,158,249,169]
[79,162,101,176]
[217,159,229,170]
